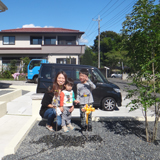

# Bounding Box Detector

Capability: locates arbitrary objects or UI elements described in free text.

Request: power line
[85,0,136,40]
[85,0,112,34]
[101,0,126,19]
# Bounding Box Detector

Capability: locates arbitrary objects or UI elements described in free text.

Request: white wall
[48,55,79,64]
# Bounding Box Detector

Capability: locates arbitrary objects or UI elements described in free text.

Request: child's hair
[65,78,74,87]
[79,68,89,76]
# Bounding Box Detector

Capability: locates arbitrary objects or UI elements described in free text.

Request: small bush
[3,70,12,79]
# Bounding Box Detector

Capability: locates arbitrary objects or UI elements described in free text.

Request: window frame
[44,37,56,45]
[30,36,42,45]
[3,36,15,45]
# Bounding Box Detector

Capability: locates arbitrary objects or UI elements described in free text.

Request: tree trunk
[145,110,150,142]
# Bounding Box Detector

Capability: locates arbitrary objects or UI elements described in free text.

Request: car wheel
[102,97,116,111]
[34,76,38,84]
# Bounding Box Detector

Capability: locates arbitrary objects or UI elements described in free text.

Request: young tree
[10,59,17,74]
[20,57,30,73]
[122,0,160,142]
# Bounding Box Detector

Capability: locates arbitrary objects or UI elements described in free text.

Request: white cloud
[79,35,88,44]
[22,24,54,28]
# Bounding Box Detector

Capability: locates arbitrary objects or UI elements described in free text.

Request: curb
[4,117,37,156]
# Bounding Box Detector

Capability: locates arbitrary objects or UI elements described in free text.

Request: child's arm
[87,78,96,90]
[60,91,65,107]
[75,84,80,104]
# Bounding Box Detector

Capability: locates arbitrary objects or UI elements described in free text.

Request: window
[30,36,42,45]
[54,68,72,79]
[56,58,76,64]
[41,66,52,79]
[74,68,91,80]
[58,36,76,45]
[44,37,56,45]
[3,36,15,45]
[29,60,41,70]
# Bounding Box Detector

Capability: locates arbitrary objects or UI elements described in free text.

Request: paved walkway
[0,83,155,159]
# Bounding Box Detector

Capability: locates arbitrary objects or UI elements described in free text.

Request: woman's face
[57,73,65,86]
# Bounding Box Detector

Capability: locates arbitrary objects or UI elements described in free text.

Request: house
[0,0,8,13]
[0,27,85,71]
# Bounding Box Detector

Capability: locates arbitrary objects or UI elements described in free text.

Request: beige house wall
[48,55,79,64]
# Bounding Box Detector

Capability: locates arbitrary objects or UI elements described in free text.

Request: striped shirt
[77,79,96,105]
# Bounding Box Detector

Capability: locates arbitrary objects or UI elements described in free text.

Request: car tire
[34,76,38,84]
[102,97,116,111]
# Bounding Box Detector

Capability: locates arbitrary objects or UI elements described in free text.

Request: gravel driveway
[2,120,160,160]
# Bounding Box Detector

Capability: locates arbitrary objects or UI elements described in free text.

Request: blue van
[36,63,122,111]
[26,59,48,83]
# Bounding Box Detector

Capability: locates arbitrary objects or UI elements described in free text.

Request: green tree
[91,31,126,68]
[10,59,17,74]
[20,57,30,73]
[122,0,160,142]
[80,46,95,66]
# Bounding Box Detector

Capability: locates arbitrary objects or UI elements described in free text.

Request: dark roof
[0,28,84,34]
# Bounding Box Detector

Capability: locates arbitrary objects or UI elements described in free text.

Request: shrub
[3,70,12,78]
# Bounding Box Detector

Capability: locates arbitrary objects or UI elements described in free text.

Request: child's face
[65,84,73,91]
[79,73,88,83]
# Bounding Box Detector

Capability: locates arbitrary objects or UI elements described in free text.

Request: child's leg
[79,105,86,129]
[88,112,92,131]
[66,107,71,125]
[62,107,67,127]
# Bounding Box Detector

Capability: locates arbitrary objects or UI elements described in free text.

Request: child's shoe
[67,123,75,130]
[88,125,92,132]
[81,126,86,132]
[62,125,69,132]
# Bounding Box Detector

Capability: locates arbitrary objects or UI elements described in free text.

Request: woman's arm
[41,92,54,107]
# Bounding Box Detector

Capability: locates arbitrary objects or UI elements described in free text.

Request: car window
[91,69,105,83]
[29,60,41,70]
[55,68,72,78]
[40,66,52,79]
[73,68,91,80]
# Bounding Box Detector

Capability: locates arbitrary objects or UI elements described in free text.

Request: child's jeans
[79,104,92,127]
[62,106,72,127]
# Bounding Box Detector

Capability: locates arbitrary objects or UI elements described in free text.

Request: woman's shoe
[46,125,54,131]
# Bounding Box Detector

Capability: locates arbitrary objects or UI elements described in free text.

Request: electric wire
[85,0,136,44]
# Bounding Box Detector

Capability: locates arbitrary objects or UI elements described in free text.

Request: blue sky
[0,0,159,46]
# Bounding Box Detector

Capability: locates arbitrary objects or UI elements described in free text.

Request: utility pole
[93,15,102,68]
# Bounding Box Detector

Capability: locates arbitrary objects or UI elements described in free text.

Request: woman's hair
[65,78,74,87]
[50,71,67,96]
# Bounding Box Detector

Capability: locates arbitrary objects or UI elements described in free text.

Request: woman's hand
[69,105,74,112]
[59,106,64,112]
[48,104,56,108]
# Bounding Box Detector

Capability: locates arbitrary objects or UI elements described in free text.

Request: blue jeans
[43,108,62,126]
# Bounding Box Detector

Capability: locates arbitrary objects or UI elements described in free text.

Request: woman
[39,71,74,131]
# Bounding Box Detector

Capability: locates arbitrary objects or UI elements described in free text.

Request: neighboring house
[0,0,8,12]
[0,28,85,71]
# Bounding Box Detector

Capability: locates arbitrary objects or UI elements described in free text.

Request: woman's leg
[56,115,62,126]
[44,108,56,126]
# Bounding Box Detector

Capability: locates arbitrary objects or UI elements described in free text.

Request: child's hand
[81,108,86,112]
[85,76,89,81]
[74,100,80,105]
[69,106,74,112]
[59,106,63,112]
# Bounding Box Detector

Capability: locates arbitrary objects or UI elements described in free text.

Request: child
[60,78,76,132]
[76,68,96,132]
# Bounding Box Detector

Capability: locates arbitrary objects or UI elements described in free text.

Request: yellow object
[82,104,95,124]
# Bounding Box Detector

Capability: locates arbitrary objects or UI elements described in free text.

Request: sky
[0,0,159,46]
